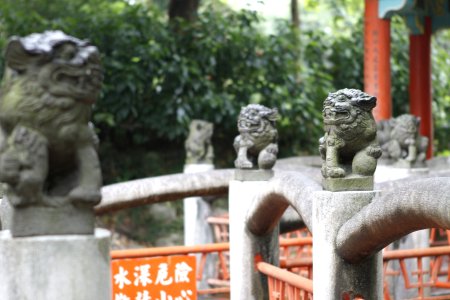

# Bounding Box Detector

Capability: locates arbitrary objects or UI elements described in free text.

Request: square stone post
[0,228,111,300]
[229,178,279,300]
[313,191,382,300]
[183,163,215,290]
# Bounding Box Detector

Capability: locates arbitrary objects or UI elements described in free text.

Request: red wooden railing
[111,237,312,296]
[383,246,450,300]
[257,261,313,300]
[111,225,450,299]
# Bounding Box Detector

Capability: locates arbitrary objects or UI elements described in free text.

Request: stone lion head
[237,104,278,134]
[4,30,102,103]
[323,88,376,126]
[0,31,102,143]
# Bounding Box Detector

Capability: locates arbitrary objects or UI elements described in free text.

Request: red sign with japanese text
[112,255,197,300]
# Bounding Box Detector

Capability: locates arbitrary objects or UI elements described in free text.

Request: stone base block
[322,175,373,192]
[234,169,274,181]
[0,228,111,300]
[11,204,95,237]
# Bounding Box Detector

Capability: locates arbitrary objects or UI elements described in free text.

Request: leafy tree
[0,0,448,187]
[169,0,199,21]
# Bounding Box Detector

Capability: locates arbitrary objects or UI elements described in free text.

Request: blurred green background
[0,0,449,243]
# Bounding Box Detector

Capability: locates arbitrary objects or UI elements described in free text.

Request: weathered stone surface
[322,175,374,192]
[97,169,233,214]
[246,171,321,234]
[229,180,279,300]
[0,228,111,300]
[183,164,214,247]
[185,120,214,164]
[313,191,382,299]
[378,114,428,167]
[234,104,278,170]
[183,163,215,290]
[319,89,381,191]
[0,31,102,236]
[11,204,95,236]
[336,177,450,263]
[234,169,274,181]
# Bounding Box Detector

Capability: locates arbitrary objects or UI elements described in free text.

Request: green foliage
[432,30,450,151]
[0,0,449,185]
[0,1,323,174]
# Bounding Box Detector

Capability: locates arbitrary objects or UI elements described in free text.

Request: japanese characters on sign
[112,255,197,300]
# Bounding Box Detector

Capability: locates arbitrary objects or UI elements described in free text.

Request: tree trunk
[291,0,300,29]
[169,0,200,22]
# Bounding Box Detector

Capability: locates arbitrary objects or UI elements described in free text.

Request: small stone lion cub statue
[377,114,428,167]
[319,89,382,191]
[234,104,278,173]
[0,31,103,236]
[185,120,214,164]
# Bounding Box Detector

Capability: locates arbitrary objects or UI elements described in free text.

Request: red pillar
[364,0,392,121]
[409,17,433,158]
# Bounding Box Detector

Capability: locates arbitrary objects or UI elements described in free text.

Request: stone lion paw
[327,167,345,178]
[367,146,382,159]
[265,144,278,155]
[69,186,101,204]
[235,158,253,169]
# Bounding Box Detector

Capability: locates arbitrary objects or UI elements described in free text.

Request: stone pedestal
[323,175,374,192]
[0,228,111,300]
[313,191,382,300]
[229,179,279,300]
[183,163,215,291]
[183,163,215,246]
[11,204,96,237]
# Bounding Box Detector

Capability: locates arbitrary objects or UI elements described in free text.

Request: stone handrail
[246,171,321,235]
[96,159,321,216]
[96,169,233,214]
[336,177,450,263]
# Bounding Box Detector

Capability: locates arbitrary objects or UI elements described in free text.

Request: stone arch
[336,177,450,263]
[245,172,321,236]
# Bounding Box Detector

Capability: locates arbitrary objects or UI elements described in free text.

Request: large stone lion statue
[378,114,428,166]
[233,104,278,170]
[0,31,102,231]
[319,89,381,180]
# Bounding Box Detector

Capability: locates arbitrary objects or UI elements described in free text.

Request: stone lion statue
[319,89,382,181]
[185,119,214,164]
[378,114,428,167]
[233,104,278,170]
[0,31,102,235]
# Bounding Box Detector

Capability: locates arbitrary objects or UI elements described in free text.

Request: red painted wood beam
[409,17,433,158]
[364,0,392,121]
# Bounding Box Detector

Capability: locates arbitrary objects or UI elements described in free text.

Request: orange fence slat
[256,261,313,293]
